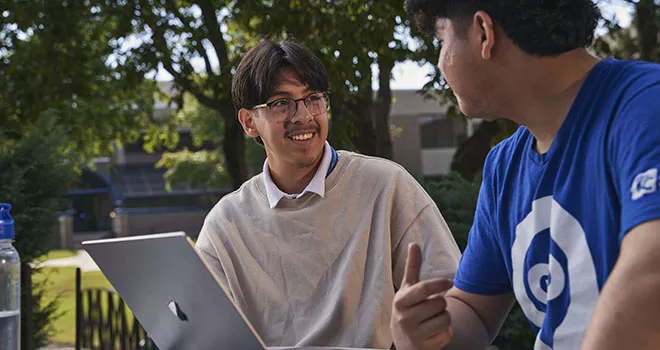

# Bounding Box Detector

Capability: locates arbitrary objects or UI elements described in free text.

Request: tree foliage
[593,0,660,62]
[157,148,227,192]
[0,0,163,162]
[95,0,247,188]
[0,115,74,349]
[0,2,164,347]
[94,1,436,190]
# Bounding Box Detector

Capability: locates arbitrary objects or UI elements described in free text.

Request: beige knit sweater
[196,151,461,349]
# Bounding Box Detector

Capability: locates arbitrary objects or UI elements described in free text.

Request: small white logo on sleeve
[631,168,658,200]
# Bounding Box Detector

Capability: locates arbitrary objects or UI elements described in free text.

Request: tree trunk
[372,57,395,160]
[450,120,501,181]
[349,95,379,156]
[636,0,659,61]
[222,112,247,190]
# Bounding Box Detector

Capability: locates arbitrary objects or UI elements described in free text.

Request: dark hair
[405,0,600,56]
[231,38,330,112]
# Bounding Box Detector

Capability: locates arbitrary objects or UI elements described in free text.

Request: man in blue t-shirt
[390,1,660,349]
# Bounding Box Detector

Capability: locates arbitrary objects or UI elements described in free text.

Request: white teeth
[291,133,313,141]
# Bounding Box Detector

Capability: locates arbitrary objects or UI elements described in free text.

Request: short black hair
[231,38,330,112]
[405,0,600,56]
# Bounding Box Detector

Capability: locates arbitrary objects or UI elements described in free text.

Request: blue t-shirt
[454,57,660,349]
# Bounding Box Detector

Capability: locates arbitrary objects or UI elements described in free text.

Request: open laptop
[83,232,380,350]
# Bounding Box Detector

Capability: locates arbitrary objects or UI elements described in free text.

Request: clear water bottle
[0,203,20,350]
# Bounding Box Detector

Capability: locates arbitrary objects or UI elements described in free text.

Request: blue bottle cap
[0,203,15,240]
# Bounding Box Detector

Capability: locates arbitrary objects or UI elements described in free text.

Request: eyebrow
[270,87,313,99]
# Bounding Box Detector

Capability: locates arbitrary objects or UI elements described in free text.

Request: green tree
[98,1,444,190]
[153,90,266,192]
[1,2,164,346]
[0,0,165,163]
[96,0,434,187]
[593,0,660,62]
[97,0,247,188]
[0,116,74,349]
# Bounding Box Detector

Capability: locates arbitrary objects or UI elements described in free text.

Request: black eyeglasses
[251,91,330,120]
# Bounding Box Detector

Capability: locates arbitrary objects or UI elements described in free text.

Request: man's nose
[289,100,313,123]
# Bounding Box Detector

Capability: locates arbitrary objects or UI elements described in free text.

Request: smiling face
[239,67,329,171]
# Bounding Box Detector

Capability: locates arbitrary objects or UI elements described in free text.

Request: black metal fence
[75,267,158,350]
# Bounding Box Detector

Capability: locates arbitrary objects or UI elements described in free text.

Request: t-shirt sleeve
[610,82,660,239]
[453,153,512,295]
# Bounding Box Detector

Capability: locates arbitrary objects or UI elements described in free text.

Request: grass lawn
[33,266,113,345]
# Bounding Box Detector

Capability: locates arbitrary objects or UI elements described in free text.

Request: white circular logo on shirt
[511,196,600,349]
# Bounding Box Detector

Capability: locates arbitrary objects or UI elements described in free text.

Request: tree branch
[165,1,217,80]
[161,58,221,110]
[198,0,230,73]
[150,23,221,110]
[198,39,215,78]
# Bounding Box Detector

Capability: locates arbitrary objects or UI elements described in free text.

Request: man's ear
[473,11,496,60]
[238,108,260,138]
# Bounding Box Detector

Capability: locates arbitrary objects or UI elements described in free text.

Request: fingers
[420,326,453,350]
[417,311,452,341]
[392,244,455,350]
[392,296,453,349]
[393,295,448,335]
[402,242,422,286]
[400,294,448,324]
[394,278,454,309]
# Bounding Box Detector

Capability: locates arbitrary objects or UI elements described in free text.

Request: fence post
[76,286,158,350]
[108,292,116,349]
[95,289,103,349]
[75,268,81,350]
[119,299,127,350]
[87,289,94,348]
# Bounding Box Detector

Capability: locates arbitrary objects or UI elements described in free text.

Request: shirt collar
[263,141,333,209]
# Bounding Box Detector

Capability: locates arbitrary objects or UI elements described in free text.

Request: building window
[419,114,467,148]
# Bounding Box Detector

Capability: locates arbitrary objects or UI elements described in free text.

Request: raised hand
[391,243,454,350]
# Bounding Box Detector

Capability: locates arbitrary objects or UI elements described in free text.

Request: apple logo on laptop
[168,300,189,322]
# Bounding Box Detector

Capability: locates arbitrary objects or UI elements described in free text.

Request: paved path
[35,250,99,272]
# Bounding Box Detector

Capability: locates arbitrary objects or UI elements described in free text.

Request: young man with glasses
[194,38,461,349]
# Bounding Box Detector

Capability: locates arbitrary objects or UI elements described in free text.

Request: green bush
[424,173,480,251]
[0,115,74,349]
[424,173,536,349]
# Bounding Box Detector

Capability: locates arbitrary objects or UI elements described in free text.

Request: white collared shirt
[263,141,334,208]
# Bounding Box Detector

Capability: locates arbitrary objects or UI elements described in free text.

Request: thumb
[402,242,422,286]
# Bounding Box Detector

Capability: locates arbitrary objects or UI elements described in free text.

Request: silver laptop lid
[83,232,267,350]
